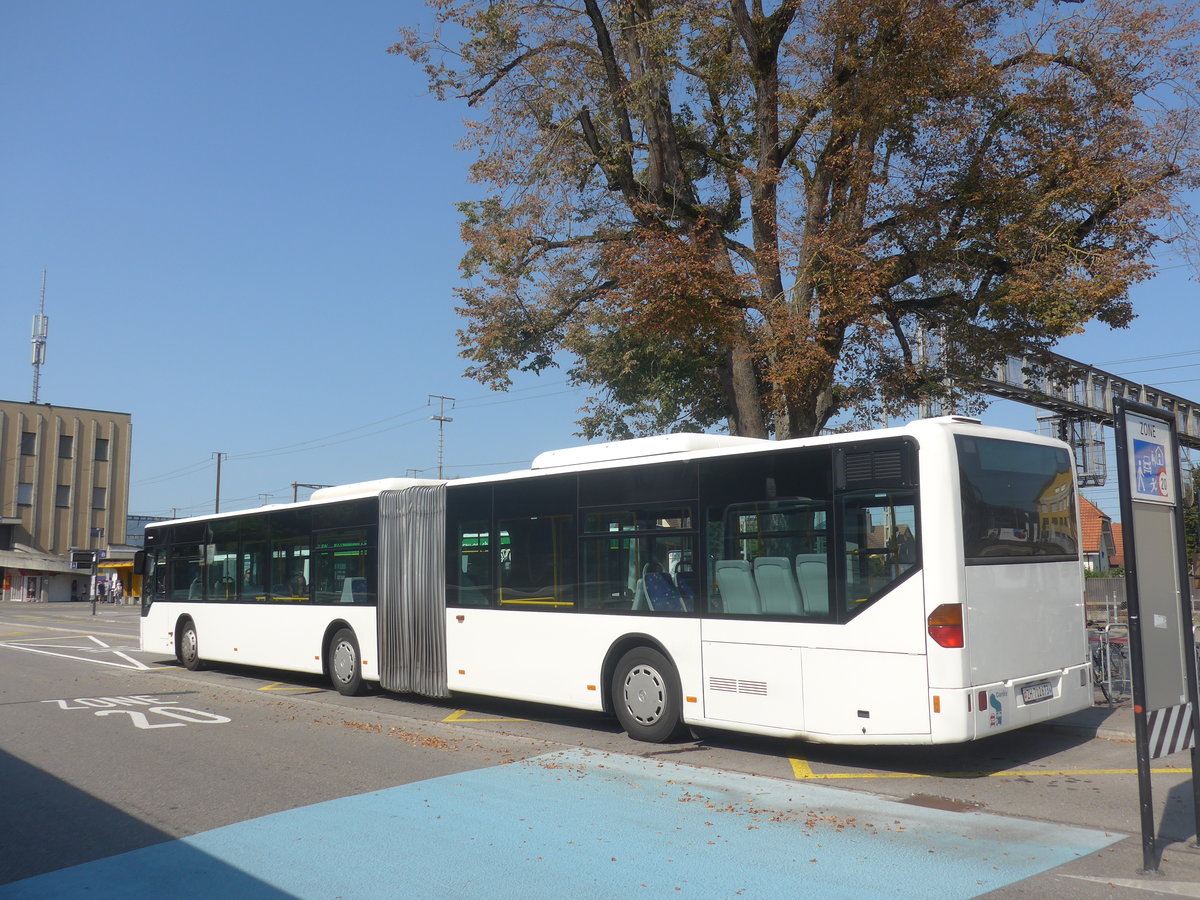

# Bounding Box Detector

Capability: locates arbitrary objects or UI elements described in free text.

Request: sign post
[1113,398,1200,875]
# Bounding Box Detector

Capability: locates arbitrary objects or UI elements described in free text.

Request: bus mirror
[133,550,146,575]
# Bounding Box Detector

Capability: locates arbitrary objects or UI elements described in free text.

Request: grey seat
[715,559,761,615]
[795,554,829,615]
[753,557,804,616]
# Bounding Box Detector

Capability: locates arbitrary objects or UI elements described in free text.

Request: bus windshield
[956,436,1077,562]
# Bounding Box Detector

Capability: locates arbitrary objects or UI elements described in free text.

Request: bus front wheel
[612,646,685,743]
[329,628,364,696]
[178,620,203,671]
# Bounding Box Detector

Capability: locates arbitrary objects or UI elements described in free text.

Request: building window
[58,435,73,459]
[55,485,70,508]
[92,487,107,510]
[20,432,36,455]
[95,438,109,461]
[17,483,33,506]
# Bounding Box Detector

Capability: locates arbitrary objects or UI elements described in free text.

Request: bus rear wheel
[612,646,685,743]
[329,628,364,696]
[178,620,203,671]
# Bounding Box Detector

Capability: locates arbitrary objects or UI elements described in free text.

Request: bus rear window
[956,436,1078,563]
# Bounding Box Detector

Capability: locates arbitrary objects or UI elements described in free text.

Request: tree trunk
[721,335,767,438]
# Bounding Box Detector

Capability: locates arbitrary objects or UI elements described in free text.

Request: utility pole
[89,527,103,613]
[292,482,332,502]
[213,452,227,513]
[428,395,455,479]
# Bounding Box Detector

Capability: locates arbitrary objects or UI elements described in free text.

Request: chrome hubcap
[623,664,665,725]
[332,640,355,683]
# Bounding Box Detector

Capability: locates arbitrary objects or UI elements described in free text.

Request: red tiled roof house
[1079,496,1117,573]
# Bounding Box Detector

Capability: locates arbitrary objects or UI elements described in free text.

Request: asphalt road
[1,601,1198,898]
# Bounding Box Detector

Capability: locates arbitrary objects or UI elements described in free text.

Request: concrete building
[0,399,132,602]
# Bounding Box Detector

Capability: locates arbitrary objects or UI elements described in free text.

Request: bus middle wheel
[329,628,364,696]
[612,646,685,743]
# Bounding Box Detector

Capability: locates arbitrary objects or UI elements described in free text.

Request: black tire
[328,628,364,696]
[178,619,203,671]
[611,646,685,743]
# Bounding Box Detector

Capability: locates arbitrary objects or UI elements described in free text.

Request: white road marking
[1062,875,1200,896]
[0,634,152,670]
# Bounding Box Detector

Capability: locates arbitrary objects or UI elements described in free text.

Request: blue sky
[1,2,1196,520]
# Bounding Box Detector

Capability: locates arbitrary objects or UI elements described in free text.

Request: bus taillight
[927,603,964,648]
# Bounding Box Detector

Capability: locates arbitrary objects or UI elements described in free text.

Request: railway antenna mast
[31,270,49,403]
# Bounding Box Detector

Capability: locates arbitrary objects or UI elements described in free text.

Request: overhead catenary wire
[133,381,589,513]
[1099,348,1200,366]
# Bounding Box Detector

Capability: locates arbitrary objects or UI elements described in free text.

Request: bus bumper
[931,663,1093,742]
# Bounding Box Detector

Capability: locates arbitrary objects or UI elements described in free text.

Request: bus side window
[453,522,493,607]
[207,520,239,602]
[241,541,268,602]
[838,491,918,613]
[497,516,574,608]
[168,543,202,601]
[581,509,695,614]
[312,528,374,605]
[707,500,830,619]
[146,549,167,603]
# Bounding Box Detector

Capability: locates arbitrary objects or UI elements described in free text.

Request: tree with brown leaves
[393,0,1200,439]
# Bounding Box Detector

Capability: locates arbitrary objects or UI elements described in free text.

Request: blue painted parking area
[2,748,1121,899]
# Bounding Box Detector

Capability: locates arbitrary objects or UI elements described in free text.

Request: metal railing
[1087,623,1200,707]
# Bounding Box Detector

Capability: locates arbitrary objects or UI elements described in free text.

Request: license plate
[1021,680,1054,704]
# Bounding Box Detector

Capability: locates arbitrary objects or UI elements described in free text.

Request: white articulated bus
[139,416,1091,744]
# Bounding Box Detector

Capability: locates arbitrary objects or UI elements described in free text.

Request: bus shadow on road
[689,723,1098,779]
[0,748,291,897]
[143,659,1102,782]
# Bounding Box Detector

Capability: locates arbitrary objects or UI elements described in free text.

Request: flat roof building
[0,399,132,602]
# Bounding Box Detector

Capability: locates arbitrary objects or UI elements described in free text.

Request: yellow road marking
[0,632,29,637]
[258,682,323,694]
[788,758,1183,779]
[789,757,816,779]
[443,709,528,724]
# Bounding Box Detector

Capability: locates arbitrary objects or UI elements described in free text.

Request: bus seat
[456,574,489,606]
[795,554,829,616]
[753,557,804,616]
[674,563,697,610]
[644,571,685,612]
[631,577,648,611]
[715,560,761,615]
[631,561,658,611]
[340,577,368,604]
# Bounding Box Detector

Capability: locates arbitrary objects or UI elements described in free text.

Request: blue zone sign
[1125,412,1175,505]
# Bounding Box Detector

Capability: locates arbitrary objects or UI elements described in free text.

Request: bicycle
[1090,625,1129,705]
[1091,639,1114,705]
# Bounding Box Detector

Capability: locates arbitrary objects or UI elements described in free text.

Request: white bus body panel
[446,608,701,712]
[701,641,804,731]
[699,573,928,736]
[965,561,1086,685]
[803,647,931,738]
[141,603,381,683]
